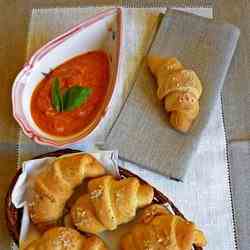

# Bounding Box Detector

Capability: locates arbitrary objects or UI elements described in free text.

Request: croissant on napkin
[147,56,203,133]
[27,154,105,231]
[24,227,108,250]
[120,204,207,250]
[71,175,154,234]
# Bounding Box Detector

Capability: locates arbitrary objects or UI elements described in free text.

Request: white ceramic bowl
[12,8,123,147]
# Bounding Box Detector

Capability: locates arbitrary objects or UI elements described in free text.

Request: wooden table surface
[1,1,249,249]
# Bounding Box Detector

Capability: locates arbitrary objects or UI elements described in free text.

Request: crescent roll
[24,227,108,250]
[71,175,154,234]
[147,56,203,133]
[120,204,207,250]
[28,154,105,231]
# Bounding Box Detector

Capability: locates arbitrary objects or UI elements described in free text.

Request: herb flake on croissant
[120,204,207,250]
[147,56,203,133]
[71,175,154,234]
[24,227,108,250]
[27,154,105,230]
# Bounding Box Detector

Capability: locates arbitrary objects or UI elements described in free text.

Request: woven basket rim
[5,149,202,250]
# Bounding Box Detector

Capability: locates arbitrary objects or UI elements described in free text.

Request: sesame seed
[51,229,76,249]
[115,192,122,203]
[90,188,103,199]
[74,208,89,225]
[76,208,87,218]
[144,240,153,250]
[157,237,164,243]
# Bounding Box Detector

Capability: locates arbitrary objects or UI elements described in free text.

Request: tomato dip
[31,51,109,136]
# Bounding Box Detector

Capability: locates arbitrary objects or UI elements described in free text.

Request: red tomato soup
[31,51,109,137]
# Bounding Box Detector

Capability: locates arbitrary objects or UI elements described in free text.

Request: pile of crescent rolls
[24,153,207,250]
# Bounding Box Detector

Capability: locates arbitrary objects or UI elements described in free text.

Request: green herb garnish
[51,78,63,112]
[51,77,92,112]
[63,86,92,111]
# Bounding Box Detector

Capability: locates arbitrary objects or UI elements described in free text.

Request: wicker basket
[5,149,202,250]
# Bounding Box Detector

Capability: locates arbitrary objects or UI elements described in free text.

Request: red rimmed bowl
[12,8,123,147]
[5,149,202,250]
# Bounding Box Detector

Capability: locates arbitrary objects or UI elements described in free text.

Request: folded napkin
[105,9,240,180]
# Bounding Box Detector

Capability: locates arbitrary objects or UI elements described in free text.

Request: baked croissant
[147,56,203,133]
[120,204,207,250]
[28,154,105,230]
[71,175,154,234]
[24,227,108,250]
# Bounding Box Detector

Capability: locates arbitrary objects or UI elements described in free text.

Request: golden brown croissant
[120,204,207,250]
[147,56,203,133]
[24,227,108,250]
[28,154,105,230]
[71,175,154,234]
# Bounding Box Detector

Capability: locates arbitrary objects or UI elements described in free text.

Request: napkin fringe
[33,2,213,8]
[16,130,22,168]
[123,1,212,8]
[221,94,239,250]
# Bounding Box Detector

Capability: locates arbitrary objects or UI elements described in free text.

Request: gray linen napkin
[105,9,240,180]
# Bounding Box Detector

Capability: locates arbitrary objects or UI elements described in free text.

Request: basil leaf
[63,86,92,112]
[51,78,63,112]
